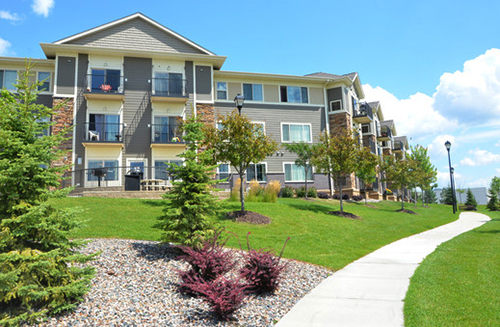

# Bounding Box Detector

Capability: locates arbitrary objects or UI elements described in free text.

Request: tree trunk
[329,173,334,198]
[364,184,367,205]
[401,186,405,211]
[304,166,308,199]
[239,171,245,212]
[414,188,417,207]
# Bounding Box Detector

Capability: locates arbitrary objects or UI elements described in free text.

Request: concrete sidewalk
[277,212,491,327]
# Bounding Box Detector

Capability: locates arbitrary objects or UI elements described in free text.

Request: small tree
[355,147,379,205]
[490,176,500,198]
[203,110,278,212]
[486,192,499,211]
[465,188,478,209]
[381,155,418,211]
[439,186,454,205]
[456,189,466,205]
[487,177,500,211]
[154,115,220,248]
[312,130,359,213]
[424,188,438,204]
[409,145,437,207]
[0,62,95,325]
[283,142,315,199]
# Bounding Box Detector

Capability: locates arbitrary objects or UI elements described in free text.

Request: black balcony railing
[354,103,373,120]
[365,138,376,154]
[83,122,125,142]
[151,77,188,97]
[378,126,393,139]
[85,74,124,94]
[150,124,184,143]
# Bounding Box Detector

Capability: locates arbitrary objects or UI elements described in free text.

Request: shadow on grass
[285,201,333,215]
[140,199,164,207]
[475,230,500,234]
[131,241,179,262]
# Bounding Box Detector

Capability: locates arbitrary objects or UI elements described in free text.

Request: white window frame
[283,162,314,182]
[37,71,52,93]
[253,121,266,135]
[1,69,18,91]
[242,83,264,101]
[280,85,309,103]
[246,162,267,183]
[280,122,312,143]
[217,163,231,183]
[153,158,183,180]
[216,81,227,100]
[126,158,148,179]
[329,100,342,113]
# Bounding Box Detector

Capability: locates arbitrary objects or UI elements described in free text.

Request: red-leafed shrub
[176,230,235,295]
[191,277,248,321]
[239,232,290,294]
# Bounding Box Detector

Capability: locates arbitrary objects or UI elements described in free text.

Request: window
[36,116,50,137]
[282,123,311,142]
[216,82,227,100]
[352,97,358,113]
[218,163,230,181]
[330,100,342,112]
[91,69,121,92]
[284,163,313,182]
[243,83,263,101]
[155,160,182,180]
[154,72,183,96]
[89,114,120,141]
[87,160,119,181]
[247,163,266,182]
[0,70,17,90]
[280,86,308,103]
[361,123,371,134]
[153,116,179,142]
[38,72,51,92]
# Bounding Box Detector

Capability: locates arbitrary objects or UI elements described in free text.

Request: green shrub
[296,186,306,198]
[307,187,318,198]
[281,186,295,198]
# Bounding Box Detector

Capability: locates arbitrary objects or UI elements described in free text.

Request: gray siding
[74,54,88,186]
[185,61,194,116]
[213,101,325,175]
[37,94,53,108]
[196,65,212,102]
[123,57,152,168]
[327,87,343,107]
[67,18,206,55]
[56,56,76,95]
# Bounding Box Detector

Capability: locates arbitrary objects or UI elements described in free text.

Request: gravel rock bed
[39,238,331,326]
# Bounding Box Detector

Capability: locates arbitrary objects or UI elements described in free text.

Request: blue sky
[2,0,500,189]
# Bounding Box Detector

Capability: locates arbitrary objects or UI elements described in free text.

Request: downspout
[323,79,334,196]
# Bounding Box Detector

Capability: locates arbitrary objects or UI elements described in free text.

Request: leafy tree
[456,188,466,205]
[355,147,379,205]
[0,63,95,325]
[381,155,418,211]
[203,110,278,212]
[154,115,220,248]
[312,130,359,213]
[283,142,315,199]
[439,186,454,205]
[487,177,500,211]
[409,145,437,207]
[465,188,478,209]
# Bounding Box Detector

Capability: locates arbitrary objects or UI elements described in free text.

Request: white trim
[253,121,266,135]
[280,122,313,143]
[241,82,264,102]
[54,13,215,56]
[71,57,78,187]
[329,99,343,113]
[282,162,314,182]
[279,85,309,104]
[152,158,183,180]
[126,158,148,179]
[215,81,227,100]
[216,163,231,183]
[213,99,322,108]
[53,54,59,95]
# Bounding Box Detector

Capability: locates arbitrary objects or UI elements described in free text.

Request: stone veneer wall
[51,97,74,168]
[328,112,351,136]
[196,103,215,125]
[382,148,392,156]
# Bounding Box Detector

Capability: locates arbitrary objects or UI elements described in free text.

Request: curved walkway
[277,212,491,327]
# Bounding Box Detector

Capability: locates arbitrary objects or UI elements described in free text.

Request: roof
[305,72,364,99]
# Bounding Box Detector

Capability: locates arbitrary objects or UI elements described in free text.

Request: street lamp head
[451,167,454,174]
[234,94,245,114]
[445,140,451,151]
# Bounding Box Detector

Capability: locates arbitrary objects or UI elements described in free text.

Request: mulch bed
[396,209,417,214]
[328,211,361,220]
[226,210,271,224]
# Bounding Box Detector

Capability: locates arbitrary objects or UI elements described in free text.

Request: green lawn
[53,197,455,271]
[404,206,500,326]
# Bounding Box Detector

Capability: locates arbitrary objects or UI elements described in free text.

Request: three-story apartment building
[0,13,408,198]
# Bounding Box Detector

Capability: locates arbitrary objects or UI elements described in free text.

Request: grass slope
[53,197,454,271]
[404,207,500,326]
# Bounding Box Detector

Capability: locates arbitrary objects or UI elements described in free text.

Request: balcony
[377,126,393,141]
[363,137,377,154]
[150,123,185,146]
[82,122,125,146]
[353,103,373,124]
[84,73,125,100]
[151,77,188,103]
[393,140,404,152]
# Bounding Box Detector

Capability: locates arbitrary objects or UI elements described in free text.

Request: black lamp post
[234,94,245,115]
[445,141,457,214]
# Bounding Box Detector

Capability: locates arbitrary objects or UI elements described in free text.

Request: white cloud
[467,178,490,188]
[427,134,456,159]
[460,148,500,166]
[362,84,458,141]
[0,38,12,56]
[433,48,500,125]
[32,0,54,17]
[0,10,22,22]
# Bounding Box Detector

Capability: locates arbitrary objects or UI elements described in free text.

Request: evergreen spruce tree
[487,177,500,211]
[0,63,95,325]
[487,192,499,211]
[439,186,454,205]
[424,188,438,204]
[154,115,220,248]
[465,188,478,209]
